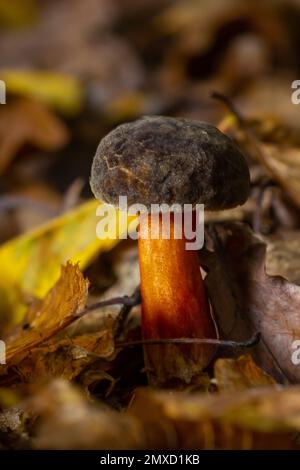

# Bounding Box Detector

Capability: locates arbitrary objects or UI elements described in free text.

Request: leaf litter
[2,0,300,451]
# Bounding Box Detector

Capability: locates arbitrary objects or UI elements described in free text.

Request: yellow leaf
[1,70,83,115]
[0,0,37,28]
[0,199,137,324]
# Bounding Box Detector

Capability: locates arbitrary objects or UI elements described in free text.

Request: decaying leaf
[1,262,88,369]
[214,355,276,392]
[201,223,300,382]
[7,319,115,383]
[0,98,68,175]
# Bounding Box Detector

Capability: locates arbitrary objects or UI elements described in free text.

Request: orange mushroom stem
[138,211,217,385]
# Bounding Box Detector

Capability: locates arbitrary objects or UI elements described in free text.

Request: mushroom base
[138,213,217,386]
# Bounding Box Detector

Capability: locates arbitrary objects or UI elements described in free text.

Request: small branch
[73,287,141,321]
[117,332,260,349]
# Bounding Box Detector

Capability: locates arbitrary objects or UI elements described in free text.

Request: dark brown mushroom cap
[90,116,250,211]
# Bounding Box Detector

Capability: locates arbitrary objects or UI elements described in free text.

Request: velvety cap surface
[90,116,250,210]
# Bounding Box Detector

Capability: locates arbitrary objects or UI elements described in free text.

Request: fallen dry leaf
[219,112,300,209]
[7,320,115,383]
[1,262,88,369]
[4,380,300,450]
[214,355,276,392]
[201,223,300,382]
[0,199,136,326]
[0,98,68,175]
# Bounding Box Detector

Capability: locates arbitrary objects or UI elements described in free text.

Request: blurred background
[1,0,300,243]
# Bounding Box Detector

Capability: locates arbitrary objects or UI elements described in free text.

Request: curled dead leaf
[6,324,115,384]
[2,262,88,369]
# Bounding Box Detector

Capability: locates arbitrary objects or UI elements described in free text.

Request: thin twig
[116,332,260,349]
[73,287,141,321]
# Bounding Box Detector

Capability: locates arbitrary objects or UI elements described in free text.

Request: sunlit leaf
[2,262,88,368]
[0,199,137,324]
[1,70,83,115]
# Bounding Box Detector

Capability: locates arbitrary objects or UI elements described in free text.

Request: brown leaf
[0,98,68,174]
[214,355,276,392]
[201,224,300,382]
[9,325,115,383]
[5,380,300,450]
[220,111,300,209]
[2,262,89,369]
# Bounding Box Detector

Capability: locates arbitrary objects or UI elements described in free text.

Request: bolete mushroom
[90,116,250,385]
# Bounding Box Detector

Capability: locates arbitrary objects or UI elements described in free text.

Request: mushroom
[90,116,250,385]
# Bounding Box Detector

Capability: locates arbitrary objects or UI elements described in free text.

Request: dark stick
[73,287,141,321]
[117,332,260,349]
